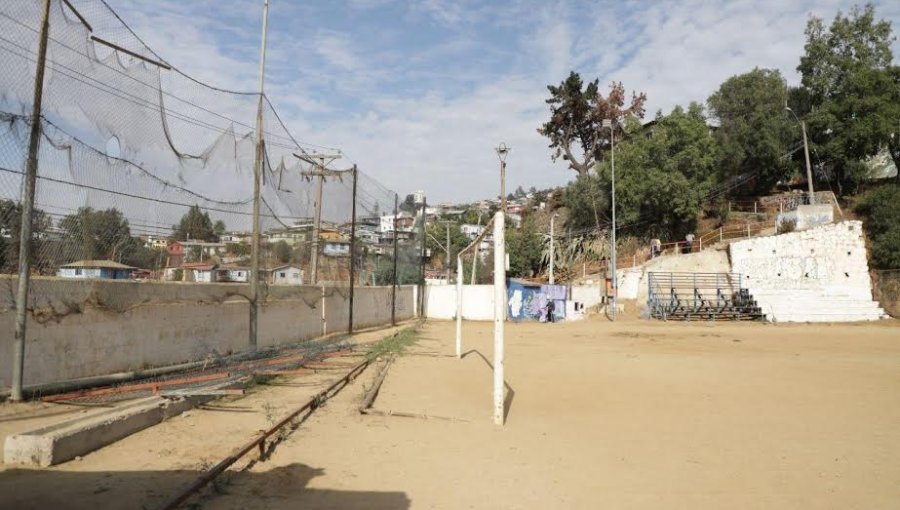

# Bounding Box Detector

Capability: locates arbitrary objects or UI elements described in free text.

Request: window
[75,268,82,276]
[280,272,286,278]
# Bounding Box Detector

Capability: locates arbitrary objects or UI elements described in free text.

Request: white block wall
[730,221,887,322]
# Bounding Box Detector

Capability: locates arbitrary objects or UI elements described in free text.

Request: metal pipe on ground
[156,358,371,510]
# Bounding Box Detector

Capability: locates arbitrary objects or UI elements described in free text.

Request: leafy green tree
[59,207,131,260]
[708,68,794,193]
[172,205,216,241]
[0,200,51,272]
[425,223,469,268]
[594,104,716,240]
[213,220,226,240]
[506,217,544,278]
[855,184,900,268]
[797,4,900,192]
[562,174,607,231]
[399,194,418,214]
[539,71,647,176]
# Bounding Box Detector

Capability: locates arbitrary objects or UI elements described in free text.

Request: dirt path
[0,324,413,510]
[197,317,900,510]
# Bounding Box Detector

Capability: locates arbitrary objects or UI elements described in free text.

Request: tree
[594,104,717,240]
[506,216,544,278]
[172,205,216,242]
[399,194,418,214]
[272,240,292,263]
[425,223,469,268]
[213,220,226,240]
[562,174,607,231]
[797,4,900,192]
[708,68,794,193]
[0,200,51,272]
[59,207,131,261]
[855,184,900,268]
[539,71,647,176]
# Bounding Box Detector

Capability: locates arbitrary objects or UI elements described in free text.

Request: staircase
[745,288,887,323]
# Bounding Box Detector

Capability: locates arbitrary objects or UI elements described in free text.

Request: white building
[460,223,484,240]
[271,265,303,285]
[57,260,134,280]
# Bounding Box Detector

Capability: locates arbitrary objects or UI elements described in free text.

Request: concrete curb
[3,395,209,467]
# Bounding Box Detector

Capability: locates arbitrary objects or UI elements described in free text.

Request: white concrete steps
[747,288,887,322]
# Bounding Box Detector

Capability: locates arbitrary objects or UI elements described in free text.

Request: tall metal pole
[310,173,324,283]
[11,0,52,401]
[549,214,555,285]
[800,120,815,204]
[248,0,269,352]
[492,211,506,425]
[471,212,482,285]
[610,121,617,321]
[445,223,451,283]
[348,165,358,334]
[391,193,399,326]
[500,160,506,213]
[419,197,427,317]
[455,252,463,359]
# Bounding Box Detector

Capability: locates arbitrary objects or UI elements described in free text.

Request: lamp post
[495,143,510,213]
[549,213,558,285]
[785,107,815,204]
[601,119,617,320]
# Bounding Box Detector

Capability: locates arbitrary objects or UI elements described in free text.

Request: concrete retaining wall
[0,279,415,389]
[730,221,886,321]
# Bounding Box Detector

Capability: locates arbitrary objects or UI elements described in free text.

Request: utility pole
[11,0,51,401]
[549,213,556,285]
[470,212,482,285]
[786,107,815,204]
[391,193,399,326]
[496,143,510,213]
[348,165,357,334]
[418,196,427,317]
[248,0,270,352]
[445,222,451,283]
[602,118,617,320]
[294,152,342,284]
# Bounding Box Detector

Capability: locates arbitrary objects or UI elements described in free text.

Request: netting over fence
[0,0,423,394]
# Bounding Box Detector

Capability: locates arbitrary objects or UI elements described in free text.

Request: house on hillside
[57,260,135,280]
[323,239,351,257]
[270,265,303,285]
[217,265,249,283]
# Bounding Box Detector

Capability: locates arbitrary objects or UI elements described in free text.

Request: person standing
[546,300,556,323]
[685,232,695,253]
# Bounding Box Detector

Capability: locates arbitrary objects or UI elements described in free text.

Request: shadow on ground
[0,462,410,510]
[462,349,515,422]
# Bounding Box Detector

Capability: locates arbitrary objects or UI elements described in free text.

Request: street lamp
[601,118,617,320]
[785,107,815,204]
[495,142,510,213]
[549,212,558,285]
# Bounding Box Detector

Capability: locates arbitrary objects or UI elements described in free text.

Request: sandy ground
[2,317,899,509]
[0,324,411,510]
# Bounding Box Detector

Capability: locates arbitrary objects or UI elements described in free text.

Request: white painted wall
[425,285,494,320]
[730,221,886,321]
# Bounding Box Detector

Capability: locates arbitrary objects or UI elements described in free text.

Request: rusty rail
[155,358,370,510]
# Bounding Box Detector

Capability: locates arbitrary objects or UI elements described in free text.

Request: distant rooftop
[60,260,135,269]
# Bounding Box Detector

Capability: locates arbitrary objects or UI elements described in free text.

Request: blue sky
[114,0,900,204]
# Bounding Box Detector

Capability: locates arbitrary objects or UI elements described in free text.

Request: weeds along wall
[0,277,417,388]
[0,0,423,388]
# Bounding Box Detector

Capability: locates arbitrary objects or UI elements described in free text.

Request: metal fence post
[391,193,398,326]
[11,0,52,401]
[348,165,357,334]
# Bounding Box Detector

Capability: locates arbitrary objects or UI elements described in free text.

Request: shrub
[855,184,900,269]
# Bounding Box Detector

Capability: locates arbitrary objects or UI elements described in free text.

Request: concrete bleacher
[729,221,888,322]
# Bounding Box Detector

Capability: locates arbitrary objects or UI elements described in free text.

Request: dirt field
[2,317,899,509]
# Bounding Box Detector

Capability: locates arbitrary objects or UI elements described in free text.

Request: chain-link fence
[0,0,423,395]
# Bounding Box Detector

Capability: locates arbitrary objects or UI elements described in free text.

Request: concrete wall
[776,204,834,232]
[424,285,494,320]
[0,278,414,389]
[729,221,886,321]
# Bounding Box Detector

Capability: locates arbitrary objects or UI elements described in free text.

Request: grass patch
[366,328,419,362]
